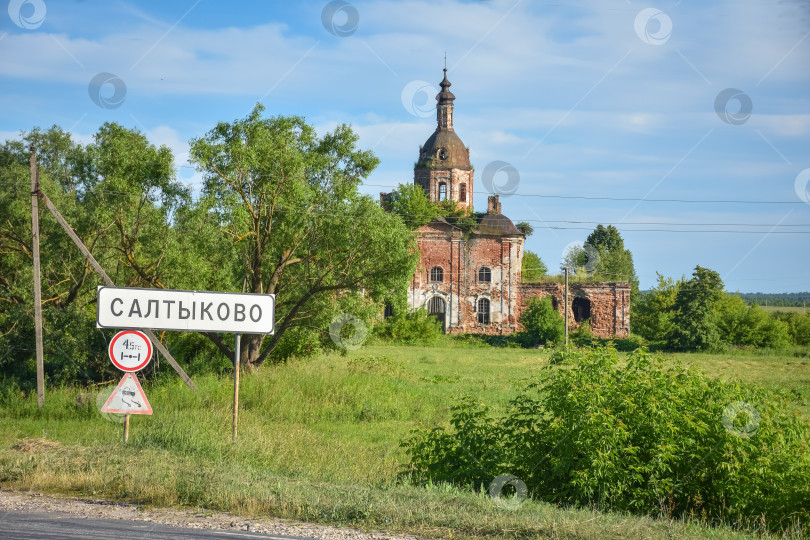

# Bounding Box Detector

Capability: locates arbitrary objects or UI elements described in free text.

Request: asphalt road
[0,509,316,539]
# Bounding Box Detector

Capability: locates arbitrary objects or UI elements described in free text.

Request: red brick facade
[402,70,630,338]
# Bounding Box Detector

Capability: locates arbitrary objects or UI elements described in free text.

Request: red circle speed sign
[108,330,152,372]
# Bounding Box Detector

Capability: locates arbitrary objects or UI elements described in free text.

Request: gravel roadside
[0,488,422,540]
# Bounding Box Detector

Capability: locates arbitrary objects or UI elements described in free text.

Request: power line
[365,184,808,205]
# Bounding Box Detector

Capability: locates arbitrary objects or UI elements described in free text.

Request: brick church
[391,69,630,338]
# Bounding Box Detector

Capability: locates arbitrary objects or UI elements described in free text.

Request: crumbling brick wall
[517,282,631,338]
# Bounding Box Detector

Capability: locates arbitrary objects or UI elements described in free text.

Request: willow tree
[189,104,418,369]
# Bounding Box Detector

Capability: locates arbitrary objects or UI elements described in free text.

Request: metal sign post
[101,372,153,444]
[97,285,275,441]
[233,333,240,441]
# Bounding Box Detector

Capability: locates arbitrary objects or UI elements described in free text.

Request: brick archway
[427,296,447,332]
[572,297,591,322]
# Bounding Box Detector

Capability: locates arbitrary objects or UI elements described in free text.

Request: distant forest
[734,292,810,307]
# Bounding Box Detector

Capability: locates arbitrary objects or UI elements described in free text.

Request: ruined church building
[388,69,630,338]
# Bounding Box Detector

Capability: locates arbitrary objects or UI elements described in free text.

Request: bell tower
[414,68,473,211]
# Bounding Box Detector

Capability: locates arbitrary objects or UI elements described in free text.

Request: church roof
[475,212,523,237]
[416,129,471,169]
[415,68,471,170]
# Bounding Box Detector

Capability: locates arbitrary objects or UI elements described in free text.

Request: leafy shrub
[373,308,442,345]
[548,347,578,365]
[775,311,810,346]
[402,347,810,532]
[716,295,791,350]
[612,333,648,351]
[520,296,564,346]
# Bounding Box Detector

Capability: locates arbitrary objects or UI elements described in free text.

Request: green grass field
[759,305,808,314]
[0,342,807,539]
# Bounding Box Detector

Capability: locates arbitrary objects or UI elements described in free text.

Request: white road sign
[97,286,275,334]
[100,373,153,415]
[108,330,152,372]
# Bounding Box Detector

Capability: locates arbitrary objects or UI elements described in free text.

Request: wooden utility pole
[564,267,569,347]
[30,147,45,408]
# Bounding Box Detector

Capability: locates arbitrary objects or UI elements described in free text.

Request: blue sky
[2,0,809,293]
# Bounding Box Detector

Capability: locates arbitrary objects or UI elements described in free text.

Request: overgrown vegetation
[634,268,810,352]
[403,347,810,534]
[518,296,564,346]
[373,308,443,345]
[1,344,807,539]
[1,112,418,386]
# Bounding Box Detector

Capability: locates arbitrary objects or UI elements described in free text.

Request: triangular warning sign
[101,373,153,415]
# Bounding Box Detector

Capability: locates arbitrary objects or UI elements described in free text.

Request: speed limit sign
[108,330,152,372]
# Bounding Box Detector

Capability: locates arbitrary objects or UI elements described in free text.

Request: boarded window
[478,267,491,283]
[438,183,447,201]
[459,183,467,202]
[477,298,490,325]
[430,266,443,282]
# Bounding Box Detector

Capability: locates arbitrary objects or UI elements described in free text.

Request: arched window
[459,183,467,202]
[383,302,394,319]
[438,182,447,201]
[430,266,443,282]
[478,266,491,283]
[477,298,490,325]
[428,296,447,332]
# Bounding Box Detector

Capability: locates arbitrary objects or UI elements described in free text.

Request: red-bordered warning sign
[100,373,153,415]
[108,330,152,372]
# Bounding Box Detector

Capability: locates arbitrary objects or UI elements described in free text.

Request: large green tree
[189,104,418,370]
[585,225,638,286]
[381,183,438,229]
[521,250,547,282]
[631,273,680,341]
[665,266,725,351]
[0,125,188,386]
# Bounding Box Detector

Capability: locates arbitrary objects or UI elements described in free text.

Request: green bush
[519,296,564,346]
[373,308,442,345]
[775,311,810,346]
[402,347,810,532]
[716,295,791,350]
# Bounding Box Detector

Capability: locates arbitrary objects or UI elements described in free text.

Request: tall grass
[0,345,807,539]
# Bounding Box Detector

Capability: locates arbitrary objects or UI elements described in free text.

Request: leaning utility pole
[29,146,45,408]
[38,191,197,392]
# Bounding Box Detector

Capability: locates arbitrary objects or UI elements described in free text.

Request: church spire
[436,67,455,130]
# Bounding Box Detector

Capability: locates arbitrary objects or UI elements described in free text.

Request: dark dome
[476,213,523,237]
[416,129,471,169]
